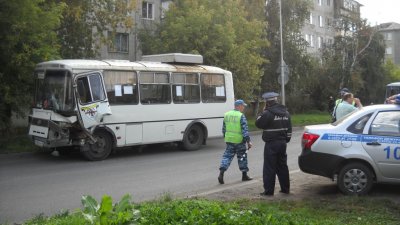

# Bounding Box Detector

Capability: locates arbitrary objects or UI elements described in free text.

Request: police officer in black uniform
[255,92,292,196]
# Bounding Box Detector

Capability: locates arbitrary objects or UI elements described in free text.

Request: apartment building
[302,0,362,56]
[377,22,400,65]
[98,0,172,61]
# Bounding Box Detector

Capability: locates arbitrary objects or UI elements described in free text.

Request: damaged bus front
[28,61,112,160]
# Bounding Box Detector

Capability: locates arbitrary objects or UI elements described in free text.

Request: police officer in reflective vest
[255,92,292,196]
[218,99,253,184]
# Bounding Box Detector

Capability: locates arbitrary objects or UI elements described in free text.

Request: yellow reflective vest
[224,110,243,143]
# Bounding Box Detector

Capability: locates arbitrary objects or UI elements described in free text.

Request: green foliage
[139,0,267,101]
[24,211,86,225]
[0,0,65,134]
[138,199,271,225]
[384,60,400,83]
[261,0,315,112]
[19,195,400,225]
[80,194,140,225]
[319,20,386,105]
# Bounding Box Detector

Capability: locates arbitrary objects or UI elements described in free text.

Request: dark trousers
[263,140,290,194]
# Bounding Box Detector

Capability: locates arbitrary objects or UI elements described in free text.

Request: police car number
[384,146,400,160]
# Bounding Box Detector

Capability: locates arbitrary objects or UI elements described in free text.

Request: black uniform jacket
[255,103,292,143]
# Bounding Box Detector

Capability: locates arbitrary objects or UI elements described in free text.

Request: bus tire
[181,125,204,151]
[81,130,113,161]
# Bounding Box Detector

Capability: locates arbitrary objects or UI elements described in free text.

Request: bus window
[172,73,200,103]
[77,73,106,104]
[89,75,106,101]
[201,74,226,103]
[103,71,138,105]
[139,72,171,104]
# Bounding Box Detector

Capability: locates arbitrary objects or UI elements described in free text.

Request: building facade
[377,22,400,65]
[302,0,362,56]
[98,0,171,61]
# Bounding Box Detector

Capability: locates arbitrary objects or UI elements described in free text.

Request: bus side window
[140,72,171,104]
[201,74,226,103]
[103,71,138,105]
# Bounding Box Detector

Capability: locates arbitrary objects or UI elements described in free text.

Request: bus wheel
[181,125,204,151]
[81,130,112,161]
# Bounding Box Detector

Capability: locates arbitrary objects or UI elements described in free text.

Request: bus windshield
[34,70,74,112]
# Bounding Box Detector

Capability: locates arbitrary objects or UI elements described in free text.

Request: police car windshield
[331,109,358,126]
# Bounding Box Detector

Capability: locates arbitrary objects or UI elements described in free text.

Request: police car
[298,104,400,195]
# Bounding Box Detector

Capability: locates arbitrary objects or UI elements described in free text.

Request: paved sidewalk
[185,170,340,202]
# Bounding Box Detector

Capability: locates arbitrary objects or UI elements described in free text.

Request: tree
[54,0,136,58]
[320,18,386,104]
[139,0,267,101]
[383,60,400,83]
[262,0,314,112]
[0,0,65,133]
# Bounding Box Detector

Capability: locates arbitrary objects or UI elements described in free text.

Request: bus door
[74,71,112,130]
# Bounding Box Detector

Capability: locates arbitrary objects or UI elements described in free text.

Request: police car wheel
[338,163,373,195]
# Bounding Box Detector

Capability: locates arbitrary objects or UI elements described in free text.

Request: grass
[247,110,331,131]
[16,196,400,225]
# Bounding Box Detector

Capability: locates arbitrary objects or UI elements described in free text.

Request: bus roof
[387,82,400,86]
[35,58,227,74]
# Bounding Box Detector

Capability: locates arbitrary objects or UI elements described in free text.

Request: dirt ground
[186,171,400,204]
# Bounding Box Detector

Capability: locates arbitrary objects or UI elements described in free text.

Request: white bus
[28,53,234,160]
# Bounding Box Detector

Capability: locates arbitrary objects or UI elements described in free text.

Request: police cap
[262,92,279,101]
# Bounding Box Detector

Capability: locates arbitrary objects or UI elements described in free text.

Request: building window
[142,1,153,19]
[318,0,322,6]
[318,36,323,48]
[327,38,333,46]
[109,32,129,53]
[385,33,393,40]
[309,13,313,25]
[310,35,314,47]
[161,1,171,19]
[319,16,323,27]
[305,34,310,44]
[327,0,330,6]
[386,47,393,55]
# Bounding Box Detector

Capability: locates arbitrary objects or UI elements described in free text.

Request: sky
[357,0,400,25]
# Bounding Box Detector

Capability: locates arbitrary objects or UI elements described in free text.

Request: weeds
[18,195,400,225]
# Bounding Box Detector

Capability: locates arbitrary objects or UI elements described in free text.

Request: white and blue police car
[299,103,400,195]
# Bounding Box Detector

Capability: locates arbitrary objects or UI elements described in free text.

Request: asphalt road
[0,129,304,224]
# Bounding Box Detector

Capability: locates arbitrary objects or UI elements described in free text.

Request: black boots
[242,172,252,181]
[218,171,224,184]
[218,171,252,184]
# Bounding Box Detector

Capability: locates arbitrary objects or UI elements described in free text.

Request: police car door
[362,110,400,180]
[74,71,112,130]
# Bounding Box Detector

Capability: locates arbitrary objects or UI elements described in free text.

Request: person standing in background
[335,92,363,120]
